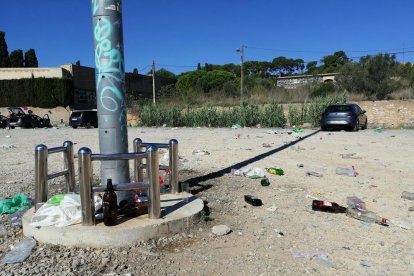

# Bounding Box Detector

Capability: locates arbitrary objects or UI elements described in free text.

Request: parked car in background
[321,104,367,131]
[7,107,52,128]
[0,114,7,128]
[69,110,98,128]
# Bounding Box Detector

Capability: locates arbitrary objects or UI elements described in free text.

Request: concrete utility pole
[152,60,156,105]
[236,44,244,104]
[91,0,131,200]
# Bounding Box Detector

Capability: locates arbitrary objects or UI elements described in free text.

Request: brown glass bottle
[103,178,118,226]
[312,200,346,213]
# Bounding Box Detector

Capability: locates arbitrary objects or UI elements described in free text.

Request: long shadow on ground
[182,129,321,194]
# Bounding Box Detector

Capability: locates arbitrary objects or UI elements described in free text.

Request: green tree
[337,53,397,100]
[156,68,176,79]
[306,61,318,74]
[9,49,24,67]
[0,31,10,67]
[24,48,38,67]
[200,70,235,92]
[320,51,349,73]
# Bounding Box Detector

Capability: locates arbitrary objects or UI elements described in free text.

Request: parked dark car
[321,104,367,131]
[0,114,7,128]
[7,107,52,128]
[69,110,98,128]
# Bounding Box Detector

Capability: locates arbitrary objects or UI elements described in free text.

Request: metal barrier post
[169,139,179,194]
[133,138,144,182]
[78,147,95,226]
[147,145,160,219]
[35,144,48,211]
[63,141,75,193]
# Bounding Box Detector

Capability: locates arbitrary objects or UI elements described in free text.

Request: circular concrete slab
[22,192,203,248]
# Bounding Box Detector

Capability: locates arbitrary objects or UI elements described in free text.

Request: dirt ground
[0,126,414,275]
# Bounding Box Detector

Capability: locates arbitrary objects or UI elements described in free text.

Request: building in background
[0,64,176,110]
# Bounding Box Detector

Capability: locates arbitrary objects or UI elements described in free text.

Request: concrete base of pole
[22,192,203,248]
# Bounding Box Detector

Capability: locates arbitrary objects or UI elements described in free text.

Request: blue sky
[1,0,414,74]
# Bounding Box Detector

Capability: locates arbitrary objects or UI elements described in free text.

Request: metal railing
[133,138,179,194]
[34,141,75,211]
[34,138,180,226]
[78,145,160,226]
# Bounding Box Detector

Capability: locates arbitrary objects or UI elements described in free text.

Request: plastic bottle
[401,191,414,201]
[244,195,262,206]
[312,200,346,213]
[335,166,356,177]
[346,196,366,210]
[103,179,117,226]
[1,237,36,264]
[266,167,284,176]
[346,208,388,226]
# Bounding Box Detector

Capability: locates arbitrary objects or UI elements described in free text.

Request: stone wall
[356,100,414,128]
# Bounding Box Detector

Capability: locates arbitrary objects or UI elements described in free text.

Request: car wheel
[353,120,359,132]
[362,119,367,130]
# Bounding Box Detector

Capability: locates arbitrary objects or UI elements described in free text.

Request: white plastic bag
[30,193,81,228]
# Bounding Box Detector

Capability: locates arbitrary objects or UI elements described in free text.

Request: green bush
[138,102,286,128]
[0,78,73,107]
[305,93,347,126]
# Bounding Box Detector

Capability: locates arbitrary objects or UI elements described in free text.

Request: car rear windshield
[326,105,352,112]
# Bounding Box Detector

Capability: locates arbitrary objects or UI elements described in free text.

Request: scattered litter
[292,127,304,133]
[262,143,272,147]
[360,260,370,268]
[401,191,414,201]
[30,193,84,228]
[266,167,284,176]
[1,237,36,264]
[336,166,358,177]
[275,230,284,237]
[260,177,270,186]
[244,195,262,206]
[0,224,7,237]
[231,124,242,129]
[306,171,323,177]
[306,194,320,200]
[346,196,366,210]
[374,127,382,133]
[1,144,16,149]
[292,251,335,268]
[340,153,362,159]
[0,194,30,214]
[192,149,210,156]
[346,208,388,226]
[212,225,231,236]
[9,206,31,227]
[231,167,265,179]
[266,206,277,212]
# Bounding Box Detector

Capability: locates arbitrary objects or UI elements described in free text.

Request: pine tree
[0,31,10,67]
[9,49,24,67]
[24,48,38,67]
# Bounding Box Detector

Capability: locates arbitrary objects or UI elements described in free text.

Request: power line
[246,45,414,55]
[157,64,197,68]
